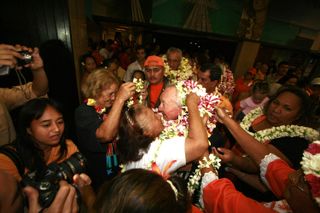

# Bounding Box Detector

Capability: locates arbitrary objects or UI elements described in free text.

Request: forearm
[187,103,208,150]
[96,97,125,142]
[31,67,48,96]
[229,155,259,173]
[223,116,269,165]
[79,185,96,212]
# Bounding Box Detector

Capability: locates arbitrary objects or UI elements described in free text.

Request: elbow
[95,129,115,142]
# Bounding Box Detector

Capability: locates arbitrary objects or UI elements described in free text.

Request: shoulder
[66,139,79,152]
[75,104,97,119]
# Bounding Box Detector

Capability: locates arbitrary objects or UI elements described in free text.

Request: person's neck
[151,81,164,86]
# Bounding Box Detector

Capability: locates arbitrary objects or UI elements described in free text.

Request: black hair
[117,106,154,164]
[264,86,313,126]
[94,169,191,213]
[15,98,67,172]
[199,63,223,81]
[252,80,269,94]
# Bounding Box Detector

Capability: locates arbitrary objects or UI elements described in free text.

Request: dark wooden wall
[0,0,79,139]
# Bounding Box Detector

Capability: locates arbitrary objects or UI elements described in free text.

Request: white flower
[240,107,319,143]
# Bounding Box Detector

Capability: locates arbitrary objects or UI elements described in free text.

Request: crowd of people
[0,40,319,213]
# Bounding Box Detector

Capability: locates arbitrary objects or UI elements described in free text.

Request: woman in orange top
[0,98,94,210]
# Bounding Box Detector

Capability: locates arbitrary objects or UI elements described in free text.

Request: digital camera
[21,152,87,208]
[17,50,33,66]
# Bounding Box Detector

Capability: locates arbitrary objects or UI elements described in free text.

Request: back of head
[94,169,190,213]
[117,106,154,163]
[252,80,269,94]
[200,63,222,81]
[81,69,120,99]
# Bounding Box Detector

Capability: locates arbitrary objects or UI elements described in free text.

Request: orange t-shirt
[0,139,78,181]
[149,82,164,108]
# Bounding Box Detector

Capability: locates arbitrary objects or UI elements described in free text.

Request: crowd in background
[0,36,320,213]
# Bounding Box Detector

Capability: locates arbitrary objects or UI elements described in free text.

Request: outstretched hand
[214,107,232,123]
[212,147,235,164]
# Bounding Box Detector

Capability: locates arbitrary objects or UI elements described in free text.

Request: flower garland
[301,140,320,206]
[217,64,235,97]
[240,107,320,143]
[126,78,145,108]
[187,154,221,194]
[160,80,221,139]
[162,55,194,84]
[84,98,106,114]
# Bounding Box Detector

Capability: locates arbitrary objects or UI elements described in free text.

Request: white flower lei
[300,140,320,206]
[240,107,320,143]
[162,55,193,84]
[188,154,221,194]
[126,78,145,108]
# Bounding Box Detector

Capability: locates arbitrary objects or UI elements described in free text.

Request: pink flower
[306,143,320,155]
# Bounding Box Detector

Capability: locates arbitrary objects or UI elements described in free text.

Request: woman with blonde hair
[75,69,135,191]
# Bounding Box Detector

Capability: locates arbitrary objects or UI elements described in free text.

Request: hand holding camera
[0,44,43,76]
[21,152,89,209]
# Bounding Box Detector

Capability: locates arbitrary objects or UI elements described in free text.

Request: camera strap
[0,145,25,176]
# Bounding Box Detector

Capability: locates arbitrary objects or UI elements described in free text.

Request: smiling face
[27,106,65,150]
[95,83,119,108]
[197,70,218,94]
[266,91,301,126]
[158,87,181,121]
[135,106,164,138]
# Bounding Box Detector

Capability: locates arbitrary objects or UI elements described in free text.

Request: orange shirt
[203,178,276,213]
[149,82,164,108]
[0,139,78,181]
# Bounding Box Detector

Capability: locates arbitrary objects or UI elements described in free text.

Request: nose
[158,103,163,111]
[273,105,282,113]
[51,123,60,132]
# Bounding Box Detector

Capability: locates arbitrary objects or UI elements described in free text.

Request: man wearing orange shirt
[145,55,170,108]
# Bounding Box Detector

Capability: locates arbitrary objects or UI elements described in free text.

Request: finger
[71,191,79,213]
[212,147,222,158]
[62,185,77,213]
[0,44,16,50]
[79,173,92,185]
[47,181,70,212]
[23,186,41,213]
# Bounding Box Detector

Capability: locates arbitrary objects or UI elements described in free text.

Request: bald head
[158,86,182,120]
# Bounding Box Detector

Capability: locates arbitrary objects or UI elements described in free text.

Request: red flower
[305,174,320,197]
[306,143,320,155]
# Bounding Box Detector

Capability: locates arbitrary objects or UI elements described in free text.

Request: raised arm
[29,47,48,96]
[185,93,208,163]
[96,82,135,141]
[215,107,270,165]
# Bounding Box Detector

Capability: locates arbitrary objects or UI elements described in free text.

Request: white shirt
[125,136,186,174]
